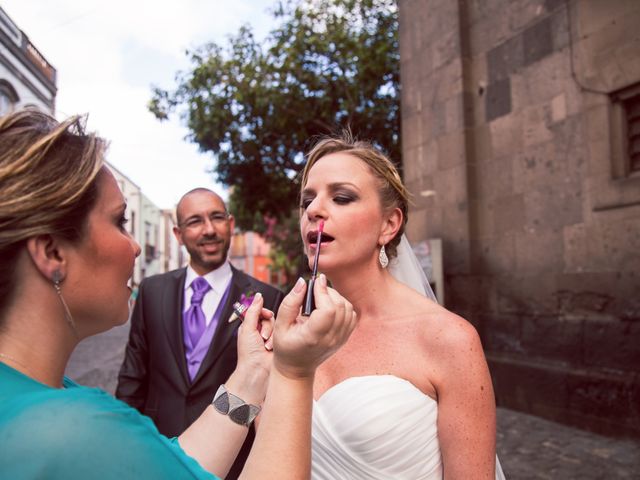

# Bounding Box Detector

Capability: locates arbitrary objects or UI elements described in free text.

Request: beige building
[109,163,182,283]
[399,0,639,437]
[159,209,185,274]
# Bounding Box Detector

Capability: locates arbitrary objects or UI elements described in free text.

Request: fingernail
[261,329,270,340]
[293,277,305,293]
[318,273,327,287]
[254,292,262,301]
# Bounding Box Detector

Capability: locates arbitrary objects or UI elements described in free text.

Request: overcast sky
[2,0,276,208]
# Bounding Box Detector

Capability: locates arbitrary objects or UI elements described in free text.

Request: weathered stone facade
[399,0,640,437]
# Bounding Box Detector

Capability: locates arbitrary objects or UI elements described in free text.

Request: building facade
[399,0,639,437]
[108,163,182,283]
[229,231,280,285]
[138,193,163,279]
[159,209,184,274]
[0,7,56,115]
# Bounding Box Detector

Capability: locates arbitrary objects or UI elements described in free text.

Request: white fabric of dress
[312,375,442,479]
[311,375,506,479]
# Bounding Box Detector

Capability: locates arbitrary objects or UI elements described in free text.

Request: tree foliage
[150,0,399,222]
[149,0,399,283]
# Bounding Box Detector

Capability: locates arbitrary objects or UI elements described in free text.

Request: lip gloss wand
[303,220,324,316]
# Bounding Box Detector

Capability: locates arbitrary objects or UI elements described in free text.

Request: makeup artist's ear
[378,207,403,245]
[25,234,68,281]
[227,213,236,231]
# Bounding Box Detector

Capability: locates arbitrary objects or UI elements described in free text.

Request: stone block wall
[400,0,640,437]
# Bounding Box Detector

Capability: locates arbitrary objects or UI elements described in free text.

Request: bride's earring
[379,245,389,269]
[52,270,78,336]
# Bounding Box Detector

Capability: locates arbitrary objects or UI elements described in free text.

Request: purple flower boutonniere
[228,291,256,323]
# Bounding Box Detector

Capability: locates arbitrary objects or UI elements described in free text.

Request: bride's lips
[307,230,334,247]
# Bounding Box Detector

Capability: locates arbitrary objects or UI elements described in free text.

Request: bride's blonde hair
[301,132,409,259]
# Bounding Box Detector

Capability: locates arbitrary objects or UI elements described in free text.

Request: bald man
[116,188,283,479]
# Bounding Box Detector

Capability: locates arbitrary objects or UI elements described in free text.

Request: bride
[299,135,506,479]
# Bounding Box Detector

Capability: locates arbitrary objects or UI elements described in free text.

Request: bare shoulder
[424,307,481,352]
[392,284,479,349]
[410,296,486,378]
[403,286,477,345]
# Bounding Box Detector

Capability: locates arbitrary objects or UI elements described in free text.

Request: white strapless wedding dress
[311,375,506,479]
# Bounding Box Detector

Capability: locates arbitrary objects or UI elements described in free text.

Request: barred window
[627,95,640,172]
[611,83,640,177]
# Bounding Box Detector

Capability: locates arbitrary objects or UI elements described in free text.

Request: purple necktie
[185,277,211,348]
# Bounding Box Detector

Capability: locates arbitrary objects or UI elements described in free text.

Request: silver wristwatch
[212,384,261,427]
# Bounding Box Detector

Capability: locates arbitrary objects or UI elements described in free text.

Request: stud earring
[379,245,389,268]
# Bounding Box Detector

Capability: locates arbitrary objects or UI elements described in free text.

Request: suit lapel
[192,267,251,386]
[162,268,190,387]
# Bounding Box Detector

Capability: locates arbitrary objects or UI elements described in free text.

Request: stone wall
[399,0,640,437]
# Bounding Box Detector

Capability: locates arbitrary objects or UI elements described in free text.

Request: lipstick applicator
[302,220,324,316]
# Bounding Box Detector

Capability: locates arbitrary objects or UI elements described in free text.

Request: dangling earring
[52,271,78,336]
[379,245,389,269]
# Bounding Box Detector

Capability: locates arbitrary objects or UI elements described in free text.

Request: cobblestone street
[67,322,640,479]
[497,408,640,479]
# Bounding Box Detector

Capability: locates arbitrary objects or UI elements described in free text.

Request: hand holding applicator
[302,220,324,316]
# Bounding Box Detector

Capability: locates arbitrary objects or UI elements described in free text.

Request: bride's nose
[305,196,327,222]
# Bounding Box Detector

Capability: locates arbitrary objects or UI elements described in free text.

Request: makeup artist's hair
[0,109,106,320]
[301,132,409,259]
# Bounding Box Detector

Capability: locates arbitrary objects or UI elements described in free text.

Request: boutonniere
[228,290,256,323]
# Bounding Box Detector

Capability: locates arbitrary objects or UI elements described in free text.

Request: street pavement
[67,322,640,479]
[65,321,130,395]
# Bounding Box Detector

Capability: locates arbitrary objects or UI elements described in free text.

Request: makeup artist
[0,109,358,480]
[116,187,283,480]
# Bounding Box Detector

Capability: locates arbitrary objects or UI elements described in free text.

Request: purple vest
[183,281,232,381]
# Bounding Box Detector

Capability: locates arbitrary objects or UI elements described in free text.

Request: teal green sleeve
[0,385,219,480]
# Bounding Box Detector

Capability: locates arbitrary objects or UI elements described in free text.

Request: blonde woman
[300,135,506,479]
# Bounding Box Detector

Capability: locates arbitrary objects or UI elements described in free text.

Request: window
[611,83,640,177]
[0,80,19,116]
[628,99,640,173]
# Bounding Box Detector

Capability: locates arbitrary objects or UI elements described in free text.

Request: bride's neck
[328,265,395,319]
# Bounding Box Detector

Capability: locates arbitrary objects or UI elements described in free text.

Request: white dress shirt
[183,262,233,326]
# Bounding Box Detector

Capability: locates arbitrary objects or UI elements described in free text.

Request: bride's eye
[300,197,314,209]
[334,194,356,205]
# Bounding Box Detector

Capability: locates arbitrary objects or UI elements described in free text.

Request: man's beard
[191,240,230,272]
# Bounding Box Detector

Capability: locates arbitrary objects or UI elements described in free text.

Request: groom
[116,188,283,479]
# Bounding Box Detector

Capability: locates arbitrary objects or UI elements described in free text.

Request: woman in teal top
[1,364,214,479]
[0,110,357,479]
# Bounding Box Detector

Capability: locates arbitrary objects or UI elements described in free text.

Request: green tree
[150,0,399,284]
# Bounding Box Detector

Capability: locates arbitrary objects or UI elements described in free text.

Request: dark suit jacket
[116,265,284,479]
